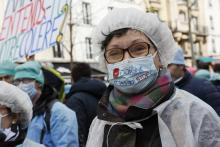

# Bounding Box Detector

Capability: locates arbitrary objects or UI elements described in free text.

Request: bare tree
[56,1,74,70]
[69,0,74,70]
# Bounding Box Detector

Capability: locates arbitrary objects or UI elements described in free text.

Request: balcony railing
[192,25,208,35]
[168,21,208,36]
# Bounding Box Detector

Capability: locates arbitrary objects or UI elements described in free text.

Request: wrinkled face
[0,105,17,129]
[168,64,185,81]
[105,29,162,69]
[0,75,14,84]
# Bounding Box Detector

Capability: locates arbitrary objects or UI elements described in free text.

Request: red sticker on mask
[113,68,119,78]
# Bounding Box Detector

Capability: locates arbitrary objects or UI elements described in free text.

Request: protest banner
[0,0,70,62]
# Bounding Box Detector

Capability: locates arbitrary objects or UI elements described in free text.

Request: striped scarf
[109,69,173,116]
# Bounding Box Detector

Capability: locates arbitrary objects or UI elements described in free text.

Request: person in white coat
[0,81,45,147]
[86,8,220,147]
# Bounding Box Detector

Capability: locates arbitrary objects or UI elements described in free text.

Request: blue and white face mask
[107,53,158,94]
[18,82,37,100]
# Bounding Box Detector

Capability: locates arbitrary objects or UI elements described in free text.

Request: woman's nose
[123,50,132,60]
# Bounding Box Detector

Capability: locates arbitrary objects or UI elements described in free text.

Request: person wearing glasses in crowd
[14,61,78,147]
[168,48,220,116]
[86,8,220,147]
[0,81,45,147]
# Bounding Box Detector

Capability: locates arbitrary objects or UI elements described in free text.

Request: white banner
[0,0,69,62]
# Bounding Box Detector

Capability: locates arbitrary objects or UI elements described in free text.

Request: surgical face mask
[18,82,37,100]
[107,53,158,94]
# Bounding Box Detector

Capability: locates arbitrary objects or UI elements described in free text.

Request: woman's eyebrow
[106,39,151,50]
[131,39,151,44]
[106,44,122,50]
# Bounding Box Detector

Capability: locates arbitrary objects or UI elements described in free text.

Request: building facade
[34,0,146,71]
[1,0,220,68]
[145,0,208,66]
[0,0,145,81]
[204,0,220,57]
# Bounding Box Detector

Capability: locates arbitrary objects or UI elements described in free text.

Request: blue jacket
[26,102,79,147]
[16,138,46,147]
[175,70,220,115]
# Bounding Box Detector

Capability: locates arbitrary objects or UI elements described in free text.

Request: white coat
[86,88,220,147]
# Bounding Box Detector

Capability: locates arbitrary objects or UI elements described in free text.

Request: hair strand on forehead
[101,28,130,50]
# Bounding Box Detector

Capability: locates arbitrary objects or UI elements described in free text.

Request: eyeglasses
[13,78,35,86]
[104,42,153,64]
[0,75,12,81]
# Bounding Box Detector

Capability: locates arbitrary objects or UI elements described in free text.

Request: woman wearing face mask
[0,81,45,147]
[86,8,220,147]
[14,61,79,147]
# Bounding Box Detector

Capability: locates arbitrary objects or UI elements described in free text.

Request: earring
[12,120,17,124]
[11,120,18,132]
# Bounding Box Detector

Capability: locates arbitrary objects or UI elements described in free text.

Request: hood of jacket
[68,78,106,100]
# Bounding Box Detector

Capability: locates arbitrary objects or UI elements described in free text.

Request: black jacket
[65,78,106,147]
[96,84,175,147]
[175,70,220,115]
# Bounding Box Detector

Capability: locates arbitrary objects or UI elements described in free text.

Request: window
[191,16,198,31]
[209,16,214,30]
[108,6,114,11]
[85,37,92,59]
[179,11,186,22]
[53,42,63,58]
[209,0,212,7]
[191,0,198,8]
[82,2,91,24]
[212,39,216,53]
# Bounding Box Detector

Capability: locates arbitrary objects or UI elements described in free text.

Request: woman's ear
[35,82,43,91]
[154,53,163,70]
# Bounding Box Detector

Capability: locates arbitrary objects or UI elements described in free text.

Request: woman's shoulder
[51,101,75,114]
[155,88,218,117]
[50,101,77,122]
[174,88,216,108]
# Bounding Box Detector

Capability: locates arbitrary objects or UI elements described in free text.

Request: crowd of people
[1,7,220,147]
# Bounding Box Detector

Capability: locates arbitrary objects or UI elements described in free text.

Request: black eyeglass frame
[104,42,154,64]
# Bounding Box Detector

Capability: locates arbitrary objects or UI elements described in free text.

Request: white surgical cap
[0,81,32,128]
[170,47,185,65]
[93,8,178,66]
